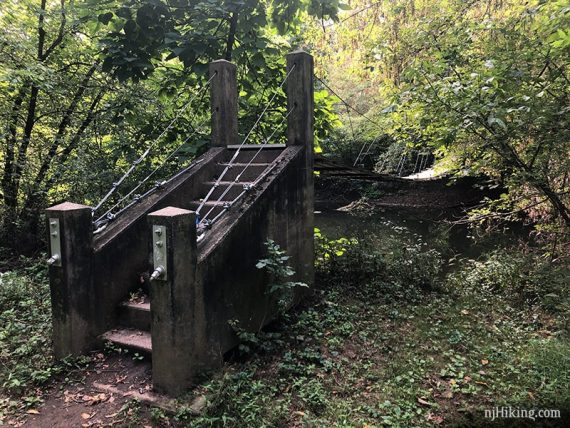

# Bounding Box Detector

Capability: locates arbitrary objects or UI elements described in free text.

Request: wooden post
[45,202,96,358]
[209,59,238,147]
[147,207,197,395]
[286,50,314,156]
[285,50,315,289]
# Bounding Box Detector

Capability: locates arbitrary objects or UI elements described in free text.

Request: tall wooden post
[209,59,238,147]
[286,50,315,288]
[45,202,96,358]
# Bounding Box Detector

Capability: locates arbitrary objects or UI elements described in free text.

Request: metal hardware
[47,254,60,266]
[150,265,166,281]
[152,225,167,280]
[48,218,62,267]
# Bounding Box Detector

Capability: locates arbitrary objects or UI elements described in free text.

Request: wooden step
[119,299,151,331]
[190,200,227,220]
[213,163,270,181]
[102,328,152,354]
[201,181,251,200]
[227,148,283,163]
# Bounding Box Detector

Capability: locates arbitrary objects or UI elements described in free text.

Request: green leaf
[98,12,113,25]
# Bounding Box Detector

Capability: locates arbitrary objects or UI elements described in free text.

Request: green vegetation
[309,0,570,236]
[1,0,570,426]
[2,222,568,426]
[256,239,308,313]
[0,259,92,420]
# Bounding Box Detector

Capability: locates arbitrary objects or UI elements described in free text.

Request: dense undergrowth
[1,224,569,426]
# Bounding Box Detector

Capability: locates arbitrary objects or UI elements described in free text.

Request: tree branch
[42,0,66,61]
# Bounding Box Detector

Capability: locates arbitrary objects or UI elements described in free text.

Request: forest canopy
[1,0,569,253]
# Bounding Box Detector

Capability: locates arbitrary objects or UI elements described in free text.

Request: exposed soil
[7,354,154,428]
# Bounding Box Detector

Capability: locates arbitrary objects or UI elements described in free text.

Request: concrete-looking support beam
[147,207,198,396]
[286,50,314,155]
[209,59,238,147]
[286,50,315,288]
[45,202,95,358]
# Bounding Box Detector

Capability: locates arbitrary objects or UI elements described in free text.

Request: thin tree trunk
[225,12,238,61]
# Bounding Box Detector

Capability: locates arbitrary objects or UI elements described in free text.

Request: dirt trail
[9,354,154,428]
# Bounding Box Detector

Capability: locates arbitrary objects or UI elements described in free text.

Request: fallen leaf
[81,413,92,420]
[88,393,107,405]
[26,409,40,415]
[461,309,469,315]
[293,411,305,417]
[114,375,127,384]
[481,359,489,365]
[426,412,444,424]
[442,390,453,399]
[417,397,434,406]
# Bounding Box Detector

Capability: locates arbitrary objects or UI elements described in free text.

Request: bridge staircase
[45,52,314,395]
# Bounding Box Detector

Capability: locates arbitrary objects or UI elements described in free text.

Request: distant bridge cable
[315,76,383,167]
[315,76,382,129]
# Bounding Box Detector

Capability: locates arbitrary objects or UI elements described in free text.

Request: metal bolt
[150,265,165,281]
[50,220,57,227]
[51,231,58,237]
[155,228,162,235]
[47,254,60,265]
[156,241,163,247]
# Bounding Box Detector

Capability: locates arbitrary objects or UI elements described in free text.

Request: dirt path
[9,354,155,428]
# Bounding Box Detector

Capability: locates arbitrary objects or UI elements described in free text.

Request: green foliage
[385,0,570,229]
[256,239,307,313]
[528,339,570,405]
[0,263,54,395]
[307,0,570,233]
[314,226,357,265]
[93,0,341,81]
[447,248,570,332]
[316,225,443,292]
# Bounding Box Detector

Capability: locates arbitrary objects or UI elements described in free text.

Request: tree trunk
[225,12,238,61]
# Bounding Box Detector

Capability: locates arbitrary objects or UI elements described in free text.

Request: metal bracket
[48,218,62,267]
[152,225,167,281]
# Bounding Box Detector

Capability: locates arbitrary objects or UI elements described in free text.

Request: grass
[0,228,569,427]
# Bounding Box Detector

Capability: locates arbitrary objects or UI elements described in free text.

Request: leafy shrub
[528,339,570,406]
[385,242,443,291]
[315,228,385,286]
[256,239,307,313]
[316,227,443,294]
[447,249,570,331]
[0,263,55,396]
